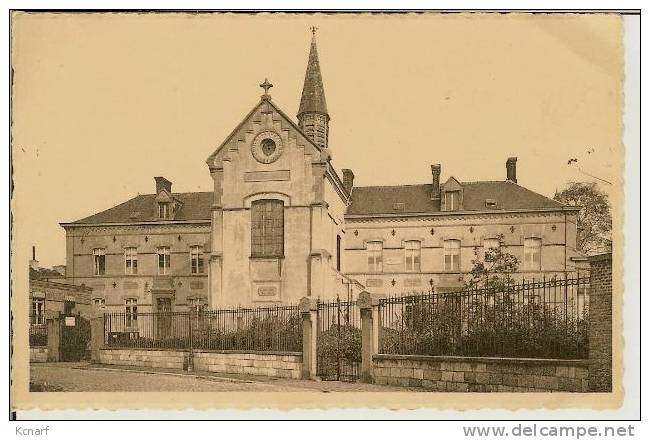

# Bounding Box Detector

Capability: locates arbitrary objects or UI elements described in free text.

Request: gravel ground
[30,362,422,393]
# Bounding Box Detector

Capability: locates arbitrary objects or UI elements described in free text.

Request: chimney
[342,169,355,194]
[506,157,517,183]
[29,246,38,271]
[431,164,441,199]
[154,176,172,194]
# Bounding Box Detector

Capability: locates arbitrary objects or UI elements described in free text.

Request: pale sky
[11,12,623,268]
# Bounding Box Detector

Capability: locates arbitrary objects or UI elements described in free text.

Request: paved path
[30,362,422,392]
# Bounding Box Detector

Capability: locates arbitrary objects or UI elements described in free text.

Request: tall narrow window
[92,248,105,275]
[251,200,284,258]
[124,247,138,275]
[336,235,342,272]
[125,299,137,327]
[524,238,542,270]
[367,241,383,273]
[190,245,204,274]
[157,246,170,275]
[405,240,421,272]
[31,299,44,325]
[444,239,461,272]
[445,191,460,211]
[158,202,170,219]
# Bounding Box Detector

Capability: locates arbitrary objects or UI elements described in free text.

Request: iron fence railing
[378,275,590,360]
[29,322,48,347]
[104,304,302,352]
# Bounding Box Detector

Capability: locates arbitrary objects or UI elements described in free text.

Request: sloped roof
[68,192,213,225]
[298,34,328,116]
[346,181,565,216]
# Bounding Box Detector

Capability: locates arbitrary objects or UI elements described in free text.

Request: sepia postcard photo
[8,10,637,416]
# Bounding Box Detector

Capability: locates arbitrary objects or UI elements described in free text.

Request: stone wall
[193,350,302,378]
[98,348,302,379]
[30,347,48,363]
[373,354,589,392]
[588,253,613,391]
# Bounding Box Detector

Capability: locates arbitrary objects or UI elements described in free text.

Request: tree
[553,182,612,255]
[465,234,519,290]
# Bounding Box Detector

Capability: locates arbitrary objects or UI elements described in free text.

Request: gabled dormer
[154,176,182,220]
[441,176,463,212]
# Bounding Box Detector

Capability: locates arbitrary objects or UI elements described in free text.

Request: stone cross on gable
[260,78,273,96]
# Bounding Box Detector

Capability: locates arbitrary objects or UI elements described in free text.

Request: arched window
[251,199,284,258]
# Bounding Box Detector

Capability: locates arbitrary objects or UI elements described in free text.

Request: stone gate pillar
[588,253,613,392]
[46,314,61,362]
[357,291,384,383]
[90,311,105,363]
[299,297,318,379]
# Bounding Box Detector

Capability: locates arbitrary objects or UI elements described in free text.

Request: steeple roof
[298,31,328,117]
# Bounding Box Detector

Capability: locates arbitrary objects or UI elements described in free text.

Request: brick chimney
[342,169,355,194]
[431,164,441,199]
[154,176,172,194]
[29,245,38,271]
[506,157,517,183]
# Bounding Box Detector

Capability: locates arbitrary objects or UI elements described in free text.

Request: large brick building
[60,33,584,313]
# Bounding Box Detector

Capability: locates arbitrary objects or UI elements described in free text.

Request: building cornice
[60,220,211,229]
[344,207,581,223]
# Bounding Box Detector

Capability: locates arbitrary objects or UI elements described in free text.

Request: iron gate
[316,298,361,381]
[60,314,91,362]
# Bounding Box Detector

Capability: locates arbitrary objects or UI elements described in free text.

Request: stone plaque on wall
[366,279,383,287]
[123,281,138,290]
[190,281,204,290]
[404,278,422,287]
[244,170,290,182]
[257,285,278,296]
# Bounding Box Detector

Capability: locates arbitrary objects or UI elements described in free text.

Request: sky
[11,12,624,268]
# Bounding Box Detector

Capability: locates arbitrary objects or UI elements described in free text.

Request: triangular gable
[442,176,462,191]
[205,98,324,169]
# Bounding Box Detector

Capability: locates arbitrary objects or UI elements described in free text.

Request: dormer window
[445,191,460,211]
[158,202,170,219]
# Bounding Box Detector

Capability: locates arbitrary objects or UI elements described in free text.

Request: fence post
[90,311,105,363]
[588,253,613,392]
[299,297,318,380]
[357,291,384,383]
[46,313,61,362]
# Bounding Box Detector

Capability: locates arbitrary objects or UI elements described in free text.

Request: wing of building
[60,32,584,313]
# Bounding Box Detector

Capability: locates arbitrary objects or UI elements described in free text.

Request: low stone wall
[99,348,302,379]
[30,347,48,363]
[194,350,302,379]
[373,354,589,392]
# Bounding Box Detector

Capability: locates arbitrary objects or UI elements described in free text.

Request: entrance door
[60,314,91,362]
[155,297,172,340]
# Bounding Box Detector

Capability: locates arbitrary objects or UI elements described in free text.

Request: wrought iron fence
[104,304,302,352]
[316,298,361,381]
[29,323,48,347]
[378,275,590,360]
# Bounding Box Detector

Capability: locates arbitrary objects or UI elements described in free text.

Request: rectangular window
[31,299,44,325]
[125,299,137,327]
[190,246,204,274]
[157,246,171,275]
[92,248,105,276]
[251,200,284,258]
[483,238,500,250]
[367,241,383,273]
[404,240,421,272]
[124,247,138,275]
[92,298,106,308]
[64,300,75,315]
[445,191,460,211]
[158,202,170,219]
[524,238,542,270]
[444,239,461,272]
[190,298,206,313]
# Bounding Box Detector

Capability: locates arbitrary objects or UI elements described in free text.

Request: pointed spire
[298,28,328,118]
[297,28,330,149]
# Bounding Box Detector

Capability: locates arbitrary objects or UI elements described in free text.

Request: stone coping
[374,353,589,367]
[101,347,301,357]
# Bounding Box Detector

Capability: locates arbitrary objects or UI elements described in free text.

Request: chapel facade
[60,33,585,313]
